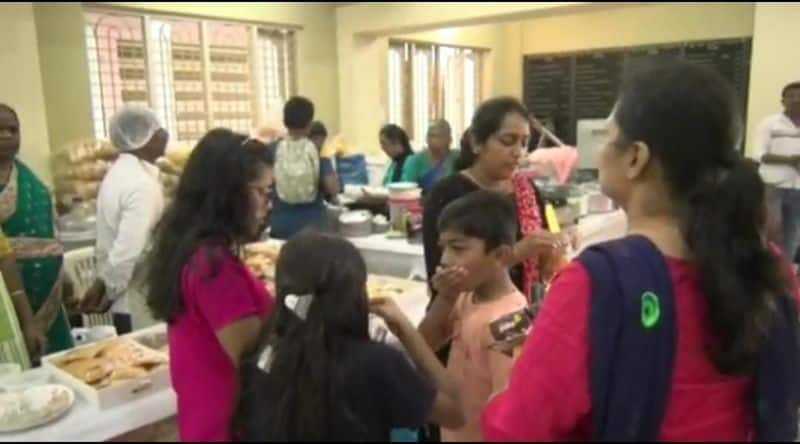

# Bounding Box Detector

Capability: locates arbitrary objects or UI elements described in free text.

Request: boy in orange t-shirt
[419,190,528,442]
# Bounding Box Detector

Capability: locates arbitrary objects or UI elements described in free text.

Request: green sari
[0,161,72,354]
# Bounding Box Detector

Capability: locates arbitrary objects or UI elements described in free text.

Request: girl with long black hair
[234,232,463,441]
[146,128,275,441]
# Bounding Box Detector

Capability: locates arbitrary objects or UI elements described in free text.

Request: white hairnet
[108,105,162,152]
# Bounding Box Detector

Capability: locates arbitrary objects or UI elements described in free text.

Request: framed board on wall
[523,38,752,150]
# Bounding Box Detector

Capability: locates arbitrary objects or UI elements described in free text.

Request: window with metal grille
[387,40,485,148]
[84,8,297,145]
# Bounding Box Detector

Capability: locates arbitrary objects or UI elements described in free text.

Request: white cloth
[95,154,164,314]
[753,113,800,189]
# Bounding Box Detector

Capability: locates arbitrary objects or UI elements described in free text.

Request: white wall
[746,2,800,155]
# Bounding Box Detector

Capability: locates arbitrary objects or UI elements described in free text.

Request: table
[0,388,176,442]
[347,234,426,279]
[0,276,429,442]
[264,234,426,280]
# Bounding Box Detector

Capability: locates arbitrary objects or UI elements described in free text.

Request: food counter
[0,276,430,441]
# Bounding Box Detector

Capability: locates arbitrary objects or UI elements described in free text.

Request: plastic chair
[63,246,114,327]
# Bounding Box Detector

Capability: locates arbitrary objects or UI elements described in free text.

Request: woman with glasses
[145,128,276,441]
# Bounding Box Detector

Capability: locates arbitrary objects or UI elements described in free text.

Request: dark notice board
[523,38,752,148]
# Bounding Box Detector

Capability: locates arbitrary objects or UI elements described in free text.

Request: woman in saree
[0,227,48,367]
[0,103,71,355]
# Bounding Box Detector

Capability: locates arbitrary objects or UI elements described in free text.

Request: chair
[63,246,114,327]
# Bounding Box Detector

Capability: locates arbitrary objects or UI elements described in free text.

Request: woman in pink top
[482,61,800,440]
[145,129,275,441]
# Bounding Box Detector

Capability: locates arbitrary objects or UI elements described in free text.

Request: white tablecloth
[0,388,176,442]
[347,234,426,279]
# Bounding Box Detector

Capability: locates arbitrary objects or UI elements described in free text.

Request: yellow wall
[16,2,340,183]
[34,3,94,154]
[336,2,590,157]
[0,3,53,185]
[336,2,756,156]
[746,2,800,156]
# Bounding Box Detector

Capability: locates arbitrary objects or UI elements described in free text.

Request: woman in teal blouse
[401,119,458,193]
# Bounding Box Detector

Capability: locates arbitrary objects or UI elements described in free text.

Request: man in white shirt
[755,82,800,260]
[80,106,168,334]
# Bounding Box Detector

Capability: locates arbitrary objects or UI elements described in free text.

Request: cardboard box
[42,337,170,410]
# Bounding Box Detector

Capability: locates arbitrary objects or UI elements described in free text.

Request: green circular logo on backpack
[641,292,660,329]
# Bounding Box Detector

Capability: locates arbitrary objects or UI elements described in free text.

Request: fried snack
[366,281,404,300]
[93,377,112,389]
[56,337,167,388]
[61,359,114,385]
[109,366,148,382]
[59,341,108,364]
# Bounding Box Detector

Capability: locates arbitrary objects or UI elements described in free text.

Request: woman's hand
[80,279,110,314]
[22,323,47,361]
[513,230,568,264]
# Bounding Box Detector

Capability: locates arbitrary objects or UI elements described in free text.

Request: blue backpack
[579,235,800,441]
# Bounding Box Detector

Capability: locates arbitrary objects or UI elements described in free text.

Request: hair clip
[257,344,275,374]
[284,293,314,321]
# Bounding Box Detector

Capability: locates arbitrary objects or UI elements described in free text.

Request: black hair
[233,232,370,441]
[614,60,787,375]
[0,104,18,122]
[308,121,328,140]
[379,124,414,181]
[782,82,800,98]
[438,189,518,252]
[457,97,530,170]
[428,119,452,137]
[455,127,473,171]
[243,138,275,168]
[145,128,270,322]
[283,96,315,130]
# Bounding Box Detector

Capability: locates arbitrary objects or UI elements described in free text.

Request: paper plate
[0,384,75,433]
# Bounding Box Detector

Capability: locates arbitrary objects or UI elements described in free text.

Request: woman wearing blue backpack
[482,61,800,441]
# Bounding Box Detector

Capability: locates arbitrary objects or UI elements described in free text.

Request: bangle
[10,290,25,297]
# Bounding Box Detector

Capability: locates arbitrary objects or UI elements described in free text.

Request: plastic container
[338,211,372,238]
[388,184,422,234]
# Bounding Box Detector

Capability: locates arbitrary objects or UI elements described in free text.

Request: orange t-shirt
[441,290,527,442]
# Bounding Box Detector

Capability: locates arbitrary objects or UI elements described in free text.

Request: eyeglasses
[249,184,274,200]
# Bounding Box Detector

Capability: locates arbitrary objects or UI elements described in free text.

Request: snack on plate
[54,337,167,389]
[61,359,114,385]
[366,278,405,300]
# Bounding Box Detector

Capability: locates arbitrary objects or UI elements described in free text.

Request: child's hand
[369,297,412,334]
[432,265,468,302]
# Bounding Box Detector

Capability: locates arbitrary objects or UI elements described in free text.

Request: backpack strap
[754,291,800,441]
[578,235,676,441]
